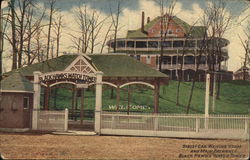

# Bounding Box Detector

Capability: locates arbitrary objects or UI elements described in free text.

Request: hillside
[47,80,250,114]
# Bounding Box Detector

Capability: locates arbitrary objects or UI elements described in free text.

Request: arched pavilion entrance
[3,54,168,134]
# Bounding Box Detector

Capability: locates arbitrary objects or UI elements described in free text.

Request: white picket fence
[100,112,250,139]
[36,109,68,131]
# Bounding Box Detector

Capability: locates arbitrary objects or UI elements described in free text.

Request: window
[167,29,173,34]
[148,41,158,48]
[173,41,184,47]
[23,97,29,109]
[185,40,196,47]
[136,41,147,48]
[161,41,172,48]
[136,55,140,61]
[162,56,168,64]
[127,41,135,48]
[200,56,206,64]
[146,56,151,64]
[176,29,180,32]
[184,56,195,64]
[117,41,125,48]
[110,42,115,48]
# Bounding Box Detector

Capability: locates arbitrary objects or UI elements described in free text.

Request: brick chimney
[141,11,145,32]
[147,17,150,23]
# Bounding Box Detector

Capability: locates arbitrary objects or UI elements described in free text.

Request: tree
[46,0,56,60]
[72,4,108,54]
[0,0,7,81]
[10,0,18,70]
[239,21,250,80]
[176,21,198,106]
[110,0,122,54]
[25,5,45,65]
[157,0,176,72]
[185,16,210,114]
[33,27,46,62]
[100,23,112,53]
[204,0,232,98]
[89,11,108,53]
[53,13,63,57]
[73,4,91,53]
[5,0,45,68]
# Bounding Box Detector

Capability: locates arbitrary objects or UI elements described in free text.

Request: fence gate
[36,109,68,131]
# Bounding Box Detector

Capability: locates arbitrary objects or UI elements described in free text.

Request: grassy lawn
[46,80,250,115]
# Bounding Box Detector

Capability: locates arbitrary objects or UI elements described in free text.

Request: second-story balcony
[155,64,228,71]
[109,38,229,58]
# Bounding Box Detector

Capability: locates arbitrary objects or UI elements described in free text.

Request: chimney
[141,11,145,32]
[147,17,150,24]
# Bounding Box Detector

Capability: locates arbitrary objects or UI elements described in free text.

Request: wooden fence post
[245,118,249,135]
[65,108,68,131]
[154,115,159,131]
[111,115,116,129]
[196,117,200,132]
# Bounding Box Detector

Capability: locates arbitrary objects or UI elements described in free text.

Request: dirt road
[0,132,249,159]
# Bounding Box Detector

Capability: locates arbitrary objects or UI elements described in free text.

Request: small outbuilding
[0,71,33,129]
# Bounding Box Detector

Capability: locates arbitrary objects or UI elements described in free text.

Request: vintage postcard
[0,0,249,159]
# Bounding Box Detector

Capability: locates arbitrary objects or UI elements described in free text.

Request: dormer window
[167,29,173,34]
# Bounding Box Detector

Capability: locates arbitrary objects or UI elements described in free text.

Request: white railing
[101,112,249,139]
[36,109,68,131]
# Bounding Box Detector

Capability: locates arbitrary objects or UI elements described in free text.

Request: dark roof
[1,71,33,92]
[4,54,167,78]
[5,55,77,77]
[235,66,250,73]
[126,16,206,38]
[90,54,166,77]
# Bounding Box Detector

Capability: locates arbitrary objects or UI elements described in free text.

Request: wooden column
[72,86,77,121]
[32,71,41,130]
[116,86,120,111]
[80,88,84,124]
[154,80,160,113]
[44,86,50,110]
[171,56,173,66]
[95,71,103,134]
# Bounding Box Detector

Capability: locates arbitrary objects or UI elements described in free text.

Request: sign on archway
[39,71,96,87]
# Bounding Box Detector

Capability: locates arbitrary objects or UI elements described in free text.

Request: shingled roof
[4,54,167,78]
[1,71,33,92]
[126,16,206,38]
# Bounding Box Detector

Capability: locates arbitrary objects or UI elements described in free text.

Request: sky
[2,0,250,72]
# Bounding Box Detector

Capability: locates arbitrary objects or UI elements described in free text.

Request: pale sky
[2,0,250,72]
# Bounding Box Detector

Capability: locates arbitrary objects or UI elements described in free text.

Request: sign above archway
[39,55,98,87]
[39,72,96,84]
